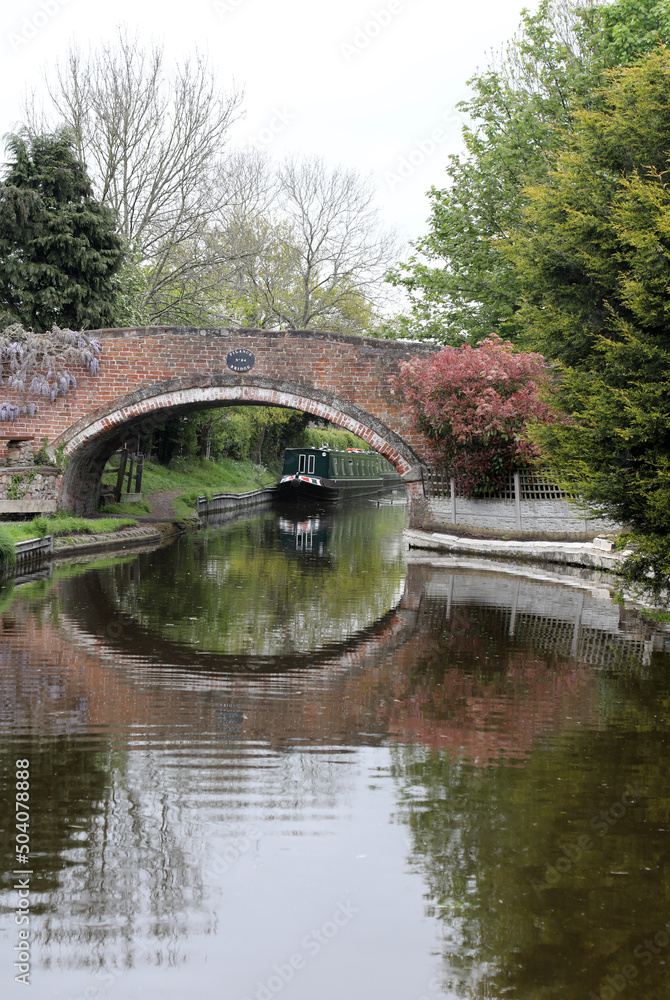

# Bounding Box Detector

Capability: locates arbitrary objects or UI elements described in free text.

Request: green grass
[100,499,152,515]
[6,515,138,543]
[101,456,276,518]
[0,524,16,568]
[144,457,276,494]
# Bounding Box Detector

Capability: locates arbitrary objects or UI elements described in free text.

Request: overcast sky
[0,0,535,246]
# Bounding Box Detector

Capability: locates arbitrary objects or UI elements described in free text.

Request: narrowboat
[276,447,402,502]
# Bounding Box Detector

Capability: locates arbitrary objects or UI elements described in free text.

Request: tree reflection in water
[388,596,670,999]
[1,506,670,999]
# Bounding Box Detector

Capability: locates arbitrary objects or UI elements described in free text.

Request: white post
[514,471,522,530]
[450,477,456,525]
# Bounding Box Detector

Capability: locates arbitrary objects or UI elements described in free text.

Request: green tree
[601,0,670,63]
[150,406,310,471]
[386,0,670,346]
[505,47,670,595]
[0,131,124,331]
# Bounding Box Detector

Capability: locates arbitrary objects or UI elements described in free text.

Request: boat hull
[275,475,401,503]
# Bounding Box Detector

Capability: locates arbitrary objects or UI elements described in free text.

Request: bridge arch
[1,326,438,513]
[55,376,426,513]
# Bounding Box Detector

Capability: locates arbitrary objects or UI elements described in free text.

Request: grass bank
[5,514,139,544]
[0,513,141,573]
[102,456,276,518]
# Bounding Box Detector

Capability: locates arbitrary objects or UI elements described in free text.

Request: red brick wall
[3,326,438,472]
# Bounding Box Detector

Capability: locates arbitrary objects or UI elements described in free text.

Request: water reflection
[1,504,669,999]
[278,513,331,558]
[104,504,407,659]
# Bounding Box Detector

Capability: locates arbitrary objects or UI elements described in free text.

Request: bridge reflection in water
[0,504,668,1000]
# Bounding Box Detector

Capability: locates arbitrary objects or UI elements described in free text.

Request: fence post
[135,454,144,494]
[514,471,522,530]
[450,477,456,525]
[114,450,127,503]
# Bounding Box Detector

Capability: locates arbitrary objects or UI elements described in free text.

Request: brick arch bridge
[7,327,439,514]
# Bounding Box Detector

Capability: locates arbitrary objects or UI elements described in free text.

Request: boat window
[348,459,354,475]
[299,454,306,473]
[308,455,315,474]
[297,530,313,551]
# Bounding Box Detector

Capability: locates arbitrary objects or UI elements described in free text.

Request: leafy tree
[393,334,556,495]
[386,0,670,346]
[149,406,310,471]
[0,131,124,331]
[601,0,670,63]
[505,47,670,595]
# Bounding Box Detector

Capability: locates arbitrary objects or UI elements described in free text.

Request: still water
[1,501,670,1000]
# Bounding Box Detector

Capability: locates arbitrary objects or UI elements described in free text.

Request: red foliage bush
[393,334,557,496]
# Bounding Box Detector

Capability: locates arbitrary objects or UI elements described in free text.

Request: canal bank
[5,487,281,578]
[403,526,670,616]
[404,527,627,573]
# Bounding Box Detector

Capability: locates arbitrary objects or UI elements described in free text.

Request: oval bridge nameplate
[226,349,256,373]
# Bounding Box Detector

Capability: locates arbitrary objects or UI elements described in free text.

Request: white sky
[0,0,535,247]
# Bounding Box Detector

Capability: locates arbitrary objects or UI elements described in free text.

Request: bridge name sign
[226,349,256,373]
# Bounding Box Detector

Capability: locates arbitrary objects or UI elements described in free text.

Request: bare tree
[25,29,252,323]
[142,148,277,325]
[226,156,401,333]
[26,41,399,334]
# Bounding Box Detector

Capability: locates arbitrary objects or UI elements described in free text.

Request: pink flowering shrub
[393,334,557,496]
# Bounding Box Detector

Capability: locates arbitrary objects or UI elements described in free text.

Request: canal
[1,500,669,1000]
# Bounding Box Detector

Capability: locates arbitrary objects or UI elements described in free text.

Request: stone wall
[421,495,617,537]
[0,467,62,514]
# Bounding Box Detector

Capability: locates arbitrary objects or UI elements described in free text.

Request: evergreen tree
[506,47,670,596]
[0,130,124,332]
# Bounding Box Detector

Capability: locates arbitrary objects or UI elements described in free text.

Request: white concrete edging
[404,528,631,572]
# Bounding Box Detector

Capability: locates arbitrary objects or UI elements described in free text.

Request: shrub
[392,334,559,496]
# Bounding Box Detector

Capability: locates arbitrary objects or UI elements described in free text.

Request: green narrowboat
[276,447,402,502]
